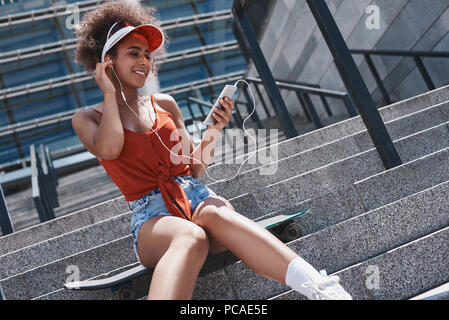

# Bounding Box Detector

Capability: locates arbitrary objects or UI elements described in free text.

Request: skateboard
[63,208,309,299]
[256,209,309,242]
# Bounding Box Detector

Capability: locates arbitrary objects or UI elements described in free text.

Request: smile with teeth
[134,70,146,78]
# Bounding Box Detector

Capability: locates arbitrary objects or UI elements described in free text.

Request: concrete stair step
[199,98,449,185]
[2,140,448,294]
[410,282,449,300]
[1,129,285,235]
[213,119,449,202]
[4,142,447,280]
[1,85,448,299]
[3,84,447,235]
[0,196,129,257]
[270,224,449,301]
[217,179,449,300]
[1,119,448,262]
[29,178,449,300]
[202,84,449,168]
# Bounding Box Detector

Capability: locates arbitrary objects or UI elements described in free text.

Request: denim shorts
[127,175,217,263]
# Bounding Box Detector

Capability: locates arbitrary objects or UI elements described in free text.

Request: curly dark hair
[73,0,168,75]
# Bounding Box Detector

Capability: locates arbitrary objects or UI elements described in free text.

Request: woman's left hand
[208,97,235,131]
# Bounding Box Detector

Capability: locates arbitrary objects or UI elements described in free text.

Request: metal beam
[0,13,236,65]
[161,71,244,96]
[0,184,14,235]
[0,42,241,100]
[232,4,297,139]
[50,0,84,111]
[0,72,245,137]
[306,0,402,169]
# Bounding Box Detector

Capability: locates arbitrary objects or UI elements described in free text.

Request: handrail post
[186,100,201,134]
[233,103,245,127]
[44,146,58,187]
[0,283,5,300]
[306,0,402,169]
[253,83,272,118]
[316,85,333,116]
[297,92,323,128]
[232,3,297,138]
[242,83,264,129]
[414,56,436,90]
[364,54,392,105]
[0,184,14,235]
[342,94,358,118]
[30,145,49,223]
[39,144,58,211]
[296,92,313,123]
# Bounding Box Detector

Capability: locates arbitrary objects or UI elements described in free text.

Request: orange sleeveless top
[93,94,194,221]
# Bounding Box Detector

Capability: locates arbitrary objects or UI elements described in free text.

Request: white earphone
[107,58,259,183]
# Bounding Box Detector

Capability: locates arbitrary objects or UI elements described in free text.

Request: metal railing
[350,49,449,105]
[186,96,244,147]
[187,96,247,129]
[0,283,5,300]
[0,183,14,235]
[245,76,357,129]
[232,0,402,170]
[30,144,59,223]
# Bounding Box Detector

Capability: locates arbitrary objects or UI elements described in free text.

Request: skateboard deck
[64,208,310,298]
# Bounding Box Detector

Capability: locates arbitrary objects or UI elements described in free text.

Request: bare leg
[192,197,298,283]
[137,216,210,299]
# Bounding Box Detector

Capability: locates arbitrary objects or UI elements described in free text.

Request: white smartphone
[203,84,238,126]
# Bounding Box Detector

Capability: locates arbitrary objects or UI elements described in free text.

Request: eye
[129,52,151,60]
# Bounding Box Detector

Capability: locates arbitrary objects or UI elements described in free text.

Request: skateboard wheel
[118,285,136,300]
[281,223,302,242]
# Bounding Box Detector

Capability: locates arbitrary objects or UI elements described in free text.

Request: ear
[104,54,114,64]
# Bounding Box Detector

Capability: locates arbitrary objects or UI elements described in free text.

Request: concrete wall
[246,0,449,122]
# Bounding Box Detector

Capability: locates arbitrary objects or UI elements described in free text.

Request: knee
[195,206,234,229]
[195,207,220,228]
[175,224,210,256]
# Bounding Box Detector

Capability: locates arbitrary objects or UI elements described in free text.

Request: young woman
[71,0,352,300]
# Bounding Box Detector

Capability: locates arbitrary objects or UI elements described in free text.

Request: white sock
[285,256,323,293]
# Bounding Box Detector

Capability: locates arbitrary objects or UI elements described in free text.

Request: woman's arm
[156,94,221,179]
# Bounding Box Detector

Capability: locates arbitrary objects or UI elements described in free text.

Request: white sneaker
[300,270,353,300]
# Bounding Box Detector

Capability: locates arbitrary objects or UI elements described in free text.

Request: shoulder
[153,93,178,113]
[153,94,183,123]
[73,102,103,124]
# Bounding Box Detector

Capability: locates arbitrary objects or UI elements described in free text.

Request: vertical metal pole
[364,54,392,105]
[232,5,297,138]
[414,56,436,90]
[233,103,245,127]
[0,184,14,236]
[0,283,5,300]
[342,94,358,118]
[186,100,201,134]
[39,144,59,209]
[243,85,264,129]
[253,83,272,118]
[296,92,313,123]
[298,92,323,129]
[44,146,58,187]
[306,0,402,169]
[30,145,48,223]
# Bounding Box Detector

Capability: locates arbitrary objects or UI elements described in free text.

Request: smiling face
[105,31,153,90]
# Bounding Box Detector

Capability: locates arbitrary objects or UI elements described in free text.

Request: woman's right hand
[95,60,116,96]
